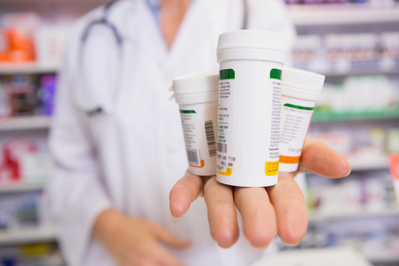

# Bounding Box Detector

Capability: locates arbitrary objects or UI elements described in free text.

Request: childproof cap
[281,66,325,101]
[170,72,219,105]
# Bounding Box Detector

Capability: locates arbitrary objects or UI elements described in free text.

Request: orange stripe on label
[279,155,301,164]
[217,168,233,176]
[189,160,205,168]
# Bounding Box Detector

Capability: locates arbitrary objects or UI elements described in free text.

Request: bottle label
[180,110,204,168]
[279,103,314,164]
[217,69,242,176]
[266,69,282,176]
[216,68,282,178]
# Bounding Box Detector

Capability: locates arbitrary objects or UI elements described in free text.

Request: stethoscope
[73,0,249,116]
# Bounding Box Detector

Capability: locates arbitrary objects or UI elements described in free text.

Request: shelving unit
[0,63,59,75]
[0,116,51,131]
[366,252,399,264]
[289,3,399,265]
[288,5,399,25]
[312,108,399,123]
[320,68,399,77]
[0,183,44,194]
[0,20,57,256]
[309,208,399,223]
[349,157,388,171]
[0,227,56,245]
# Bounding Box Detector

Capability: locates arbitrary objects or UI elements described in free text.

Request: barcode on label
[217,142,227,153]
[187,150,199,165]
[205,120,216,157]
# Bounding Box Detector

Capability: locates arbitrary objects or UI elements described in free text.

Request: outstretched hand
[169,141,350,248]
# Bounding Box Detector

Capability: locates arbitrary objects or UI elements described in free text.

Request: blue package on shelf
[39,75,56,116]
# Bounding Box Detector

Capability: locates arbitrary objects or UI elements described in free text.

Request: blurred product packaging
[0,139,37,184]
[0,13,40,63]
[388,129,399,205]
[293,32,399,73]
[0,138,52,186]
[39,75,57,116]
[35,25,68,66]
[0,12,69,65]
[2,75,37,117]
[0,74,58,118]
[316,75,399,113]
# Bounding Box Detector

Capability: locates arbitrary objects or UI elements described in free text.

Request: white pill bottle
[279,67,325,172]
[171,73,218,176]
[216,30,286,187]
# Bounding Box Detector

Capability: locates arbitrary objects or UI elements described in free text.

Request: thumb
[150,224,191,249]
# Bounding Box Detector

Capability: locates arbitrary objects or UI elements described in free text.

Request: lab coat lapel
[166,0,217,72]
[166,0,244,75]
[109,0,168,65]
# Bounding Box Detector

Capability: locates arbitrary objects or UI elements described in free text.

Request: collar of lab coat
[104,0,242,73]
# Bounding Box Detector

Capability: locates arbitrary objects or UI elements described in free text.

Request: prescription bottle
[279,67,325,172]
[171,73,218,176]
[216,30,286,187]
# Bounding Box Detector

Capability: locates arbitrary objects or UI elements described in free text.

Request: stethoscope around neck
[73,0,249,116]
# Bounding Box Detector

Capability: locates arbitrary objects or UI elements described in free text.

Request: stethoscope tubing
[74,0,248,116]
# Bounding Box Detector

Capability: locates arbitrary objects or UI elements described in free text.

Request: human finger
[266,172,308,246]
[203,177,239,248]
[169,171,204,218]
[151,224,191,249]
[234,186,276,248]
[297,141,351,178]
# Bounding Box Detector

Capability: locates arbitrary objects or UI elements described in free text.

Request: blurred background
[0,0,399,265]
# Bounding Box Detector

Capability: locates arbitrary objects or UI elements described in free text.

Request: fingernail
[170,211,181,219]
[344,166,352,177]
[284,241,300,247]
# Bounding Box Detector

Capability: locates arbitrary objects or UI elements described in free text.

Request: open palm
[169,141,350,248]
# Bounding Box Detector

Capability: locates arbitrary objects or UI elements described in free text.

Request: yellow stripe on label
[217,168,233,176]
[265,161,279,176]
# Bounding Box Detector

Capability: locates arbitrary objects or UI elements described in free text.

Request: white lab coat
[47,0,296,265]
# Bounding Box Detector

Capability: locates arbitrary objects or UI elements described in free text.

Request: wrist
[93,208,122,239]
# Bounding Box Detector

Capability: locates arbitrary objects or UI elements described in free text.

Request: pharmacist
[47,0,351,265]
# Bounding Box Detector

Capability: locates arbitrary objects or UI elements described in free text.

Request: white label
[217,69,242,175]
[269,79,282,161]
[279,103,314,164]
[180,110,202,166]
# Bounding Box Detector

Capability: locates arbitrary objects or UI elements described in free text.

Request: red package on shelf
[0,138,38,183]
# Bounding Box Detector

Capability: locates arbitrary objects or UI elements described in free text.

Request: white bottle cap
[217,30,287,53]
[171,72,218,95]
[216,30,287,63]
[282,66,326,101]
[171,72,218,105]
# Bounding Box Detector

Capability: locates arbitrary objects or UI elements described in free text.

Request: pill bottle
[279,66,325,172]
[171,73,219,176]
[216,30,286,187]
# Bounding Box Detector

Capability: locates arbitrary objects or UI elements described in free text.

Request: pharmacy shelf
[0,116,51,131]
[308,208,399,223]
[288,5,399,25]
[321,68,399,77]
[311,108,399,123]
[349,157,388,171]
[0,63,60,75]
[366,252,399,264]
[0,183,45,194]
[0,227,56,245]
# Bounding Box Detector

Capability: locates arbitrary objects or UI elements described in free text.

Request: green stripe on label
[220,69,235,80]
[284,104,314,111]
[270,68,282,80]
[180,110,196,114]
